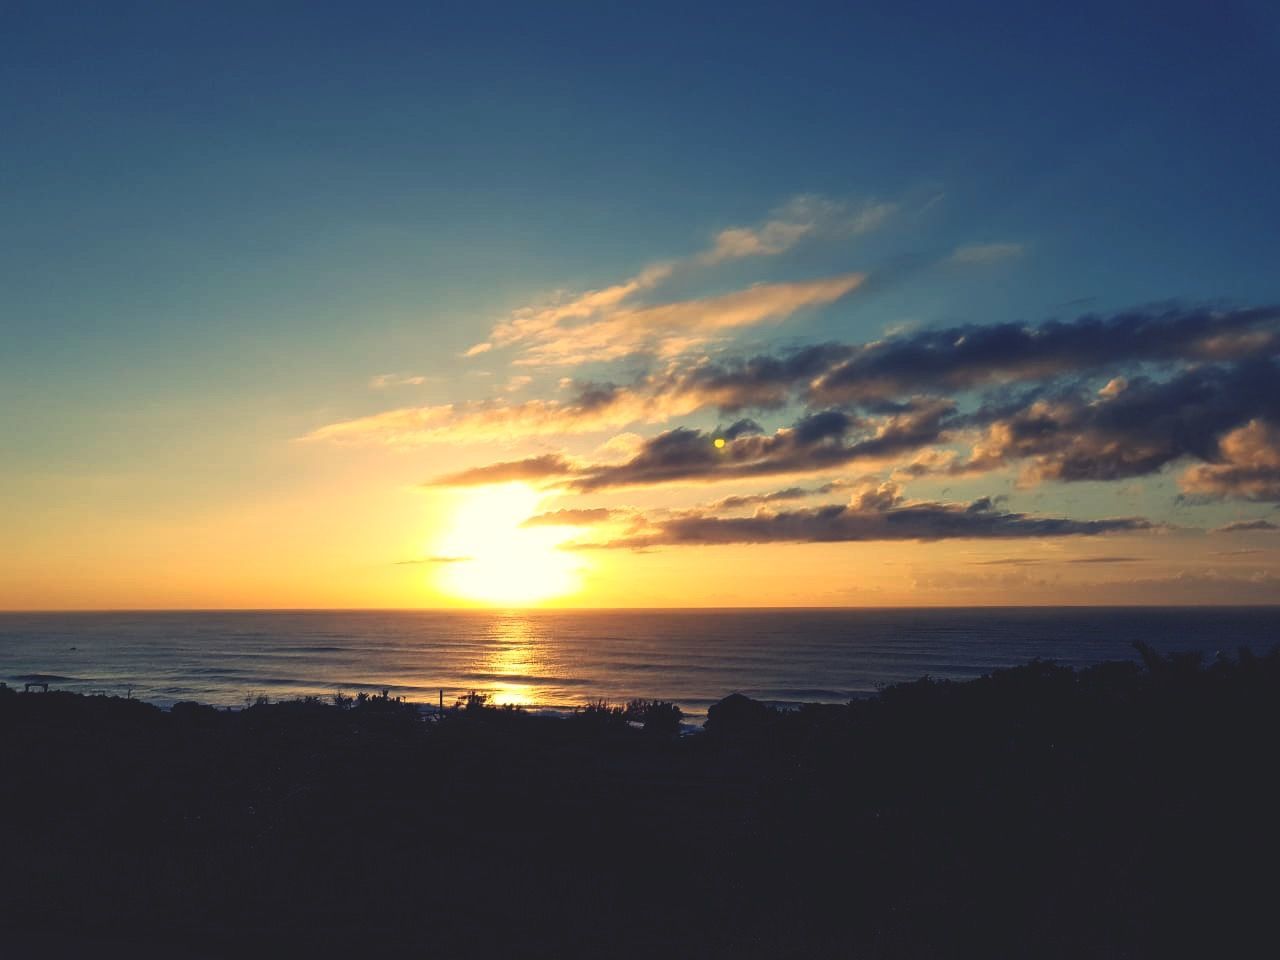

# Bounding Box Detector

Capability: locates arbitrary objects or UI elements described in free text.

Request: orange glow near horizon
[433,483,586,607]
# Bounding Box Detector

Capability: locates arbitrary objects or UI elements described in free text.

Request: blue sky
[4,1,1279,607]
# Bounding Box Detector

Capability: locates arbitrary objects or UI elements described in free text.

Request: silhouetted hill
[1,645,1276,958]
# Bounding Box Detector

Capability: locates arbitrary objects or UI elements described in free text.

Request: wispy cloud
[464,195,891,364]
[968,555,1146,566]
[1213,518,1280,533]
[369,373,430,389]
[431,454,578,487]
[520,508,627,528]
[303,385,713,446]
[950,242,1024,264]
[505,271,867,367]
[698,196,894,265]
[396,555,473,565]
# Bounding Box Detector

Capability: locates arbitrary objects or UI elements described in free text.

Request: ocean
[1,607,1276,721]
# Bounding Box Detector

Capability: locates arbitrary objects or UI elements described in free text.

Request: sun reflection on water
[482,615,543,707]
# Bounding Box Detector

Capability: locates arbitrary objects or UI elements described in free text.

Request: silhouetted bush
[574,699,627,729]
[1,646,1276,957]
[455,690,489,711]
[705,692,775,739]
[624,698,683,737]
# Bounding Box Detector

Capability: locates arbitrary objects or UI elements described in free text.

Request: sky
[3,0,1279,609]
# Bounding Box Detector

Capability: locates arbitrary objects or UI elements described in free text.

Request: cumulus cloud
[1181,420,1280,502]
[566,407,950,492]
[960,360,1280,484]
[806,306,1280,407]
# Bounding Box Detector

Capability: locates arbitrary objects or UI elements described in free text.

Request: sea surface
[1,608,1277,722]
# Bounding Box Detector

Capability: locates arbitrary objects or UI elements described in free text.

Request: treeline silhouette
[1,644,1276,957]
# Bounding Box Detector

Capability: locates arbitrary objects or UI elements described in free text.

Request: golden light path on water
[483,615,543,707]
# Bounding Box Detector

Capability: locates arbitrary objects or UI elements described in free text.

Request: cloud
[807,305,1280,407]
[310,305,1280,448]
[575,304,1279,419]
[369,373,429,388]
[701,222,814,264]
[509,271,867,366]
[430,454,577,487]
[912,565,1280,603]
[403,357,1280,495]
[578,488,1152,548]
[1180,420,1280,503]
[950,242,1024,264]
[1213,518,1280,533]
[960,360,1280,484]
[520,508,625,527]
[302,381,715,446]
[968,555,1146,566]
[406,399,945,493]
[705,486,823,511]
[477,262,676,357]
[465,195,892,364]
[566,406,950,492]
[699,196,894,265]
[396,555,473,564]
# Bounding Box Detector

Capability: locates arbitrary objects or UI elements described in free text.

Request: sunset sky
[4,1,1279,609]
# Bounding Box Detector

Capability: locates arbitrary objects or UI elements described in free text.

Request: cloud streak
[520,507,626,527]
[576,486,1151,548]
[1213,519,1280,533]
[465,194,893,363]
[506,272,867,367]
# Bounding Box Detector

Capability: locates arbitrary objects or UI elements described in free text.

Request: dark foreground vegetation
[2,645,1277,958]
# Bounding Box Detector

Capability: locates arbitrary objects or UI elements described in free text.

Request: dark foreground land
[1,645,1277,959]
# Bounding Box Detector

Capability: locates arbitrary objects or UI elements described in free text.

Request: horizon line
[3,602,1279,615]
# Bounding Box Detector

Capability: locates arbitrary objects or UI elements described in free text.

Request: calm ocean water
[1,608,1277,721]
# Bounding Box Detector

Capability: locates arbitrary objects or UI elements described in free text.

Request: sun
[433,483,585,606]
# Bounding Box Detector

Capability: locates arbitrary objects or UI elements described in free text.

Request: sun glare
[434,483,585,606]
